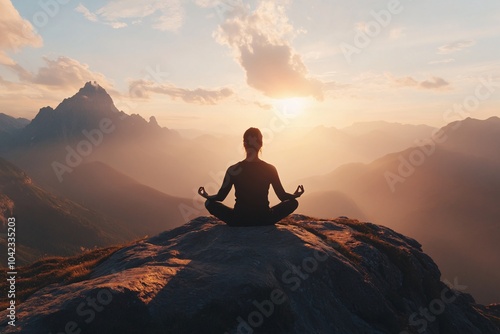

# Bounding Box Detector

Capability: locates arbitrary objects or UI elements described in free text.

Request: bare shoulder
[227,161,243,175]
[261,160,278,173]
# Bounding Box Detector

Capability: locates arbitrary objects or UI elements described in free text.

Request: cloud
[214,1,324,100]
[420,77,449,90]
[33,57,112,90]
[129,79,234,105]
[392,76,419,87]
[0,75,26,90]
[437,40,475,54]
[232,98,273,110]
[0,0,42,64]
[195,0,220,7]
[389,74,450,91]
[76,0,184,32]
[75,4,98,22]
[7,56,113,91]
[428,58,455,65]
[253,101,273,110]
[106,21,128,29]
[0,55,116,115]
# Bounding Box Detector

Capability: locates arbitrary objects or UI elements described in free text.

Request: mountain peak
[22,82,120,143]
[62,81,117,114]
[4,215,499,333]
[78,81,108,96]
[149,115,159,127]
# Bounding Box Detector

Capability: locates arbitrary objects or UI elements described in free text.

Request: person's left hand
[293,185,305,198]
[198,186,209,199]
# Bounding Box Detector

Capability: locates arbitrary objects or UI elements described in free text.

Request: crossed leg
[205,199,298,227]
[204,200,237,226]
[268,198,299,224]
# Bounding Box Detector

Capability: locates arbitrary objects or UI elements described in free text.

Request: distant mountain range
[0,113,29,134]
[1,81,212,198]
[0,82,202,265]
[56,161,197,236]
[0,113,29,148]
[0,156,195,266]
[0,157,131,265]
[299,116,500,304]
[264,121,437,182]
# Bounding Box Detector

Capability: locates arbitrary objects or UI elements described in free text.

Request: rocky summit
[2,215,499,334]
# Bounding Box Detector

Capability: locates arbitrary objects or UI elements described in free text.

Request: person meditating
[198,127,304,226]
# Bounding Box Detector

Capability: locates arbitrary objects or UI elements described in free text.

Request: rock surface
[2,215,499,334]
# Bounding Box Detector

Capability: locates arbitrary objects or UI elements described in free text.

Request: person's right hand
[293,185,304,198]
[198,186,209,199]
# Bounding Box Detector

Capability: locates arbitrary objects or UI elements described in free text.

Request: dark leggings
[205,199,298,227]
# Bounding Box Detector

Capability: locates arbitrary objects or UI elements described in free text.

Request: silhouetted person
[198,127,304,226]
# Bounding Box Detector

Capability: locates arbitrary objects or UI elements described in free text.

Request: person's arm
[198,168,233,201]
[270,166,304,201]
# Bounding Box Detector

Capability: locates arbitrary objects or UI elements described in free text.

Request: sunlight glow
[275,97,308,118]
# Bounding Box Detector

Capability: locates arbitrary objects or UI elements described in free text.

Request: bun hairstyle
[243,127,263,151]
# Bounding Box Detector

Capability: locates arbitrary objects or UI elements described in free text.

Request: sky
[1,0,499,133]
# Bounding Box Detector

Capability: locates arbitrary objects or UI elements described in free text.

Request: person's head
[243,127,263,153]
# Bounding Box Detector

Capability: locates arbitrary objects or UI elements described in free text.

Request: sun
[275,97,308,117]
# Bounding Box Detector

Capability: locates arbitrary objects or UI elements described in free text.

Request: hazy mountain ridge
[299,117,500,304]
[0,113,29,133]
[298,190,367,220]
[0,113,29,148]
[0,157,132,266]
[439,116,500,164]
[0,156,198,266]
[2,82,208,198]
[342,120,436,136]
[269,122,437,182]
[1,215,498,334]
[56,161,198,236]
